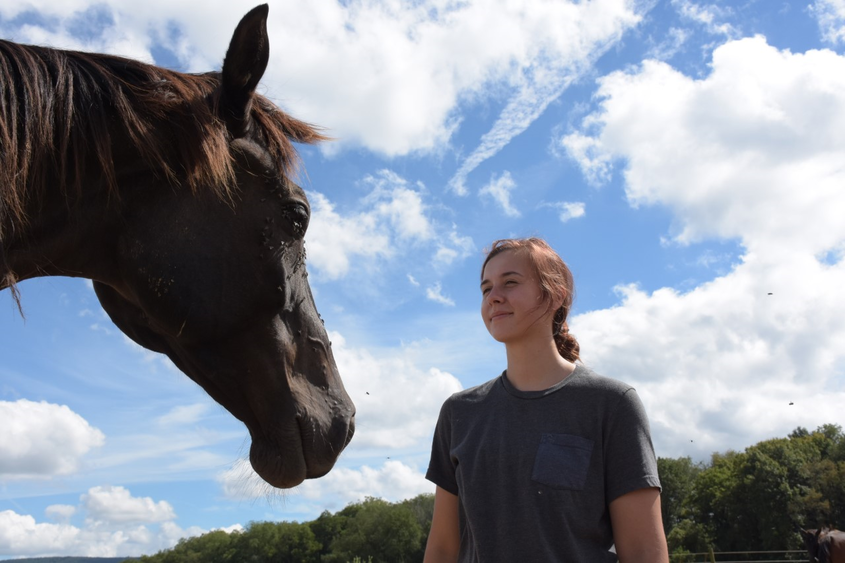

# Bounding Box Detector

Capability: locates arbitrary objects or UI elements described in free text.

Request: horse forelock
[0,39,327,243]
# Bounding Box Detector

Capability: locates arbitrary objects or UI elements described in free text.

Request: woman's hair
[482,237,580,362]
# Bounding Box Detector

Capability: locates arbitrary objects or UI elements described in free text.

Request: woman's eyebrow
[480,271,524,288]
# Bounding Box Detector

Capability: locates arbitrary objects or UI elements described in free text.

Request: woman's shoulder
[444,372,503,404]
[569,363,637,397]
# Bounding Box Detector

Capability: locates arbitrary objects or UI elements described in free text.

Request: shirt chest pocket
[531,433,594,490]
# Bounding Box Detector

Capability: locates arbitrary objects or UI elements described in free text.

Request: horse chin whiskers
[228,451,289,505]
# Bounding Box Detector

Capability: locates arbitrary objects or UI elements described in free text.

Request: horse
[800,527,845,563]
[0,4,355,489]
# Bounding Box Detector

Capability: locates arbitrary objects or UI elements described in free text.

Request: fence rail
[669,550,807,562]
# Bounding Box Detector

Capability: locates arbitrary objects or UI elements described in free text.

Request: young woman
[424,238,668,563]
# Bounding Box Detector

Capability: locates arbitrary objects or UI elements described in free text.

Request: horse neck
[1,41,129,287]
[1,174,120,286]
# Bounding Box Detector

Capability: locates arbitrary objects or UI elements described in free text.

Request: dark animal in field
[0,5,355,488]
[800,527,845,563]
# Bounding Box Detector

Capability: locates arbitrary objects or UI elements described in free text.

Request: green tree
[687,426,845,552]
[400,493,435,532]
[666,518,711,557]
[785,425,845,528]
[735,443,799,550]
[657,456,702,535]
[139,529,239,562]
[327,497,423,563]
[311,508,348,559]
[400,493,435,561]
[231,520,321,563]
[275,521,322,562]
[690,441,813,551]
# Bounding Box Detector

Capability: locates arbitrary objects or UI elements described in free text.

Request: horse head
[94,5,355,488]
[800,527,845,563]
[0,5,355,488]
[801,527,822,563]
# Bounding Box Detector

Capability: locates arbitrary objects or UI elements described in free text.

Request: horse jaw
[174,331,355,489]
[92,279,355,489]
[247,381,356,488]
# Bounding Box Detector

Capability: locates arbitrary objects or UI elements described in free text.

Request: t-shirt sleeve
[425,397,459,495]
[604,387,661,503]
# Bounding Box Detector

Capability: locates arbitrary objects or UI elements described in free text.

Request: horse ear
[220,4,270,136]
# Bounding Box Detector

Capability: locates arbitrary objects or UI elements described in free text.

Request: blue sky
[2,0,845,557]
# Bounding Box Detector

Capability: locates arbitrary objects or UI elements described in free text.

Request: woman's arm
[609,487,669,563]
[424,486,460,563]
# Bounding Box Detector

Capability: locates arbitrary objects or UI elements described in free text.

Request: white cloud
[83,485,175,524]
[646,27,690,61]
[45,505,77,523]
[361,170,435,241]
[306,190,392,280]
[671,0,738,37]
[0,400,104,479]
[330,332,463,450]
[272,0,642,160]
[426,283,456,307]
[693,249,733,270]
[0,511,80,556]
[0,486,221,557]
[543,201,586,223]
[559,131,614,186]
[479,171,520,217]
[219,458,433,510]
[433,229,476,268]
[811,0,845,45]
[447,0,643,194]
[88,323,114,335]
[0,0,642,164]
[306,171,472,279]
[574,256,845,460]
[562,36,845,459]
[154,403,209,427]
[567,37,845,254]
[295,460,433,507]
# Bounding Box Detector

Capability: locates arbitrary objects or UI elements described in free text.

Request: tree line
[138,494,433,563]
[139,424,844,562]
[660,423,845,558]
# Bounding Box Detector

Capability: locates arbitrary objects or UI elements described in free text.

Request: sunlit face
[480,250,554,345]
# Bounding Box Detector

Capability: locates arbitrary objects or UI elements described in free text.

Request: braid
[552,307,580,362]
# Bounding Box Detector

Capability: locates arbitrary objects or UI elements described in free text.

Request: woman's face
[480,250,553,345]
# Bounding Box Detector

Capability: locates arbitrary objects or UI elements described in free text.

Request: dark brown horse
[0,5,354,488]
[801,528,845,563]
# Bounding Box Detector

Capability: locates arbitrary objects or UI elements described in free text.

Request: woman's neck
[505,337,576,391]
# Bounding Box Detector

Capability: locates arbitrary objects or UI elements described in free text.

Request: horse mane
[0,39,327,241]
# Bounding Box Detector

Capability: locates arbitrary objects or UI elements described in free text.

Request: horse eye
[282,202,309,239]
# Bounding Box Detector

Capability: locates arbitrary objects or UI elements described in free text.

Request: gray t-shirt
[425,364,661,562]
